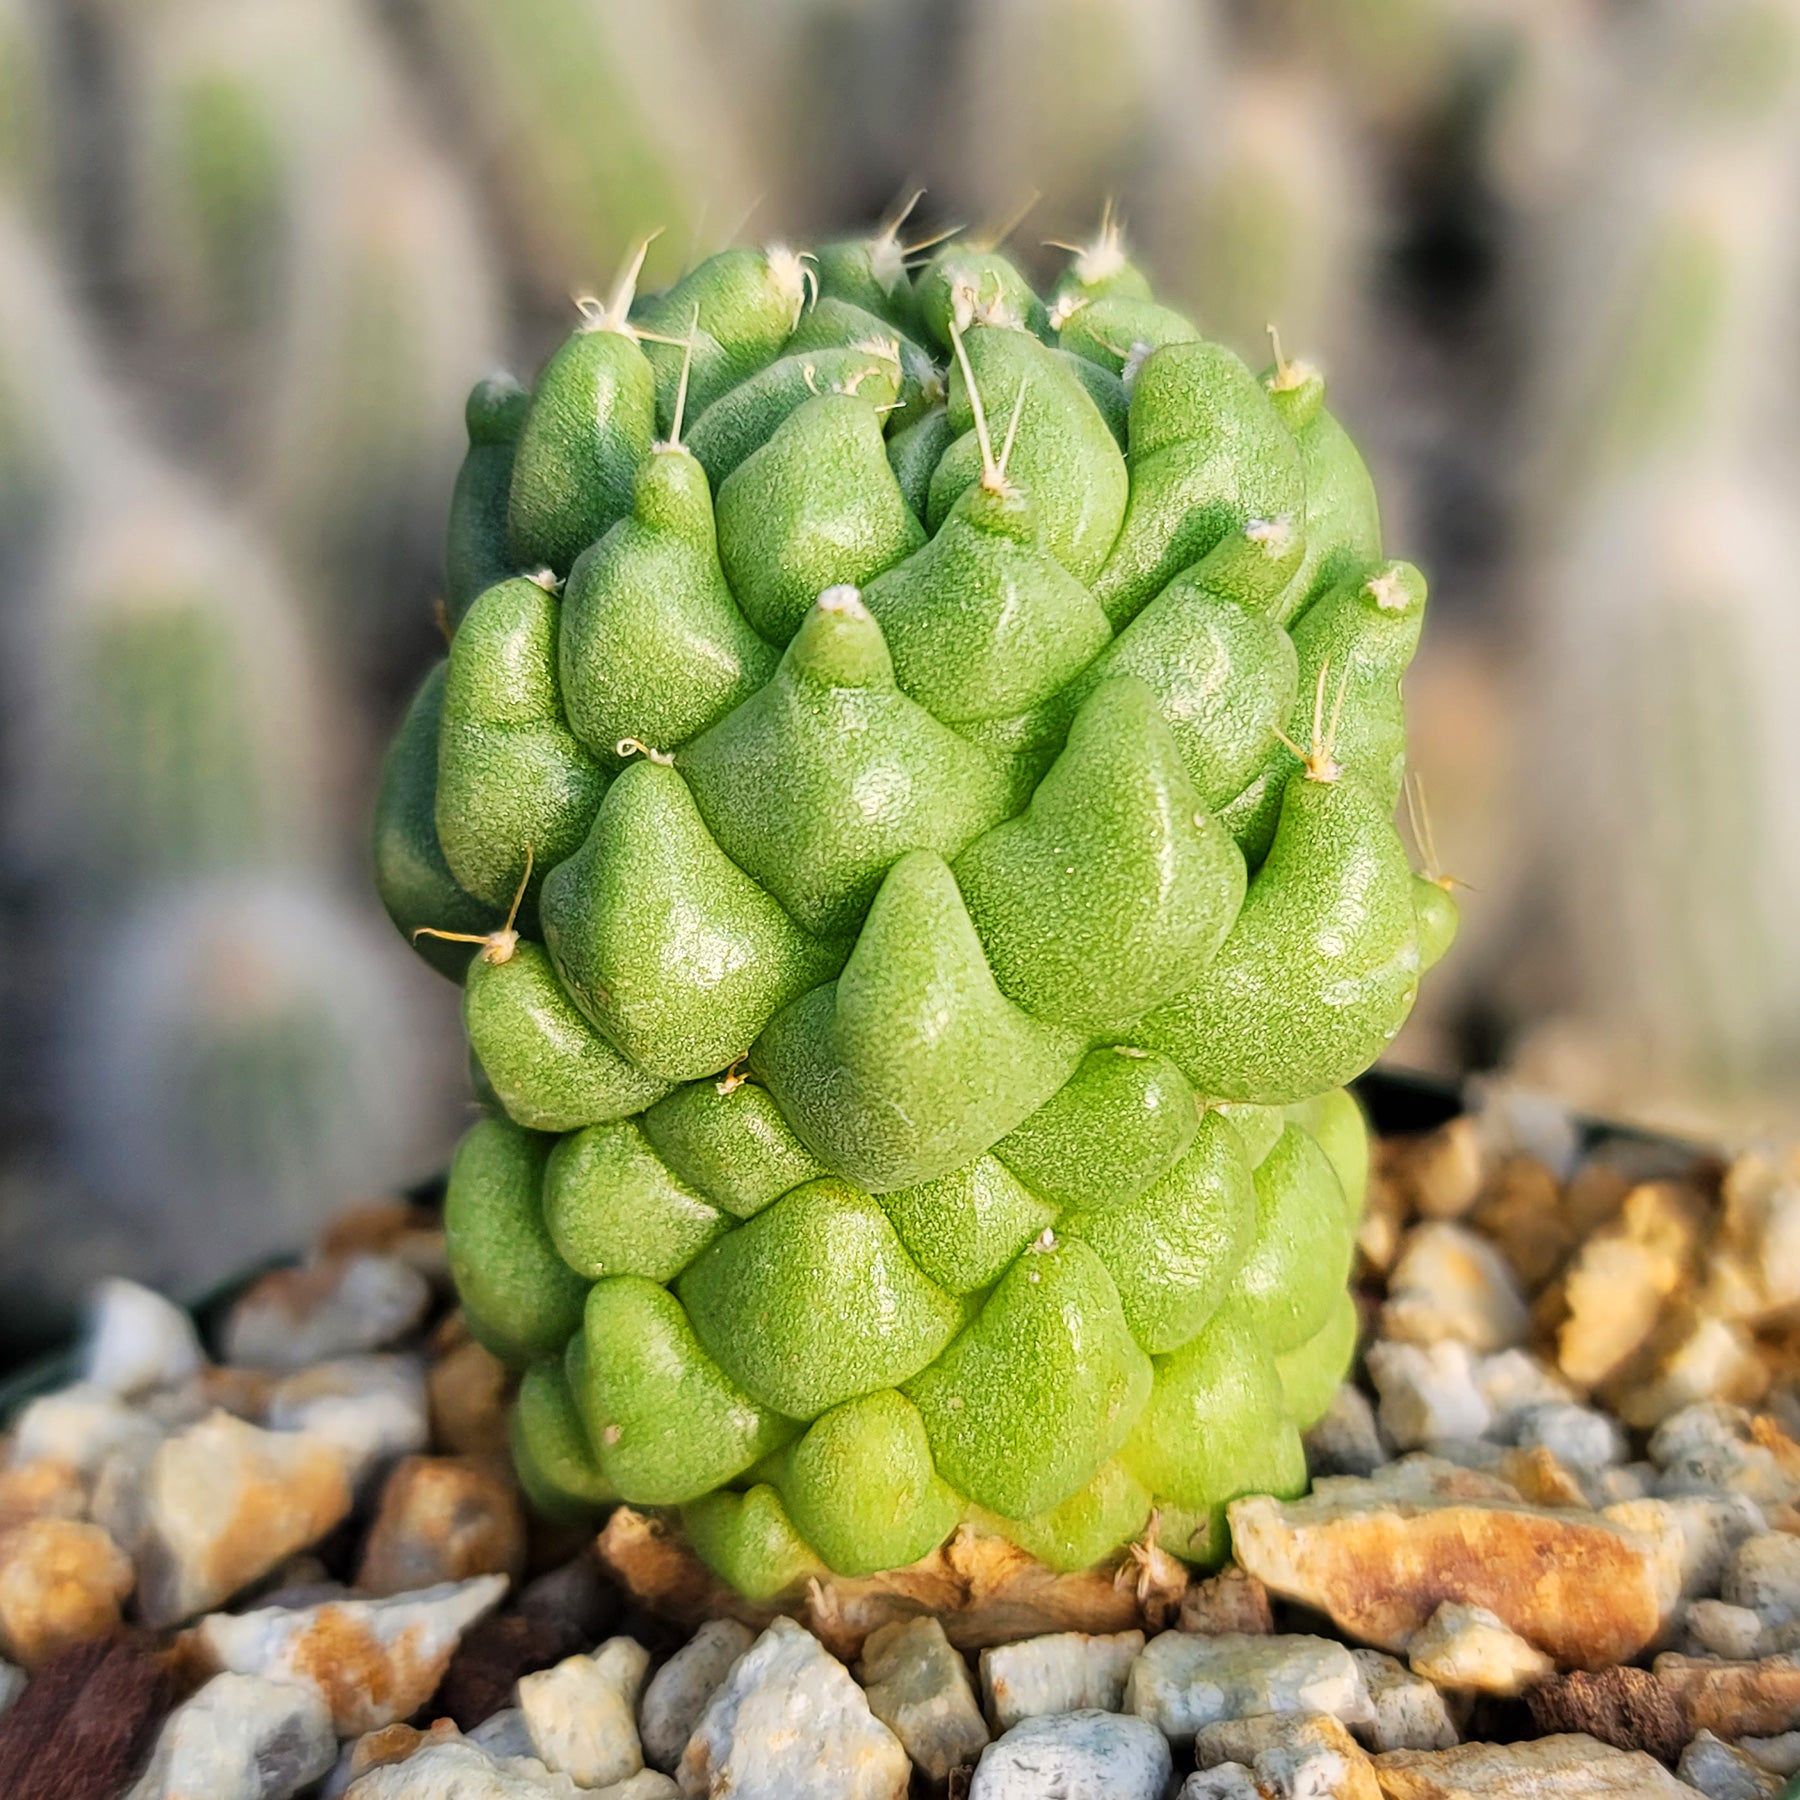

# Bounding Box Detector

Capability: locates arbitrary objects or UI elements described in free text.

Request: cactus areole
[374,218,1454,1594]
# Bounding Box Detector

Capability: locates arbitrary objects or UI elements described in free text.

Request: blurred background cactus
[3,0,1797,1349]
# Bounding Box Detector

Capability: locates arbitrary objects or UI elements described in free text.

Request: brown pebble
[1471,1155,1574,1293]
[0,1634,169,1800]
[356,1456,525,1597]
[1179,1564,1274,1636]
[428,1340,514,1457]
[1526,1665,1689,1765]
[430,1610,574,1730]
[319,1199,441,1261]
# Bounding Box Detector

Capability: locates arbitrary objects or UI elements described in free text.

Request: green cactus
[388,229,1447,1590]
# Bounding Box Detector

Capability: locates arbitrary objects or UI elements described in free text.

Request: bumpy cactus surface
[376,224,1452,1591]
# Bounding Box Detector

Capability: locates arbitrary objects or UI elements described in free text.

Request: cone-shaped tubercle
[748,850,1087,1193]
[635,245,812,433]
[1117,1301,1304,1567]
[540,758,845,1082]
[1137,762,1421,1103]
[916,244,1049,348]
[685,340,903,488]
[928,323,1127,584]
[447,373,529,623]
[996,1044,1200,1213]
[508,315,656,576]
[559,445,776,765]
[678,588,1014,939]
[1260,357,1383,629]
[437,575,609,909]
[1223,559,1428,863]
[679,1177,963,1420]
[715,393,926,646]
[373,661,502,978]
[955,676,1247,1034]
[905,1235,1152,1519]
[464,940,670,1134]
[863,475,1110,724]
[1057,295,1201,375]
[1093,340,1305,627]
[1071,549,1301,810]
[1063,1108,1257,1354]
[574,1275,794,1505]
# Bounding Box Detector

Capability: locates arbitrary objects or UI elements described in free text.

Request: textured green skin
[877,1155,1053,1295]
[955,677,1245,1032]
[642,1079,826,1219]
[678,594,1014,939]
[559,447,776,762]
[465,943,669,1132]
[1275,1289,1360,1430]
[864,480,1109,724]
[1262,368,1384,629]
[814,235,924,336]
[750,851,1087,1192]
[717,393,925,644]
[680,1178,961,1419]
[1121,1302,1306,1565]
[577,1275,793,1503]
[774,1390,962,1576]
[544,1118,726,1280]
[1073,564,1300,809]
[513,1361,616,1518]
[783,298,940,430]
[682,1485,822,1603]
[930,325,1127,585]
[887,407,955,519]
[906,1237,1152,1519]
[1232,1124,1354,1352]
[995,1046,1198,1212]
[540,760,844,1082]
[1094,340,1305,627]
[446,374,530,625]
[385,236,1447,1592]
[1138,768,1422,1103]
[1064,1111,1257,1355]
[685,343,903,488]
[444,1117,587,1366]
[915,246,1050,348]
[1058,296,1202,373]
[373,662,501,978]
[1227,559,1429,864]
[634,247,808,433]
[437,576,608,908]
[508,326,655,575]
[1413,877,1461,973]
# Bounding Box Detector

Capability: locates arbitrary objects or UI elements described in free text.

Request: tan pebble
[1470,1155,1575,1293]
[0,1459,88,1530]
[1406,1601,1554,1696]
[136,1411,353,1627]
[1229,1471,1682,1670]
[1196,1709,1381,1799]
[0,1517,134,1667]
[1373,1730,1696,1795]
[428,1339,514,1456]
[356,1454,525,1596]
[1556,1182,1708,1388]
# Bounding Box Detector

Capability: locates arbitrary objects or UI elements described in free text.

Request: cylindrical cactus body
[381,230,1447,1589]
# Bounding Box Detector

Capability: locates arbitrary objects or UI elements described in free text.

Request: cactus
[1520,0,1800,1119]
[20,470,331,893]
[381,229,1446,1589]
[59,876,443,1291]
[407,0,763,302]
